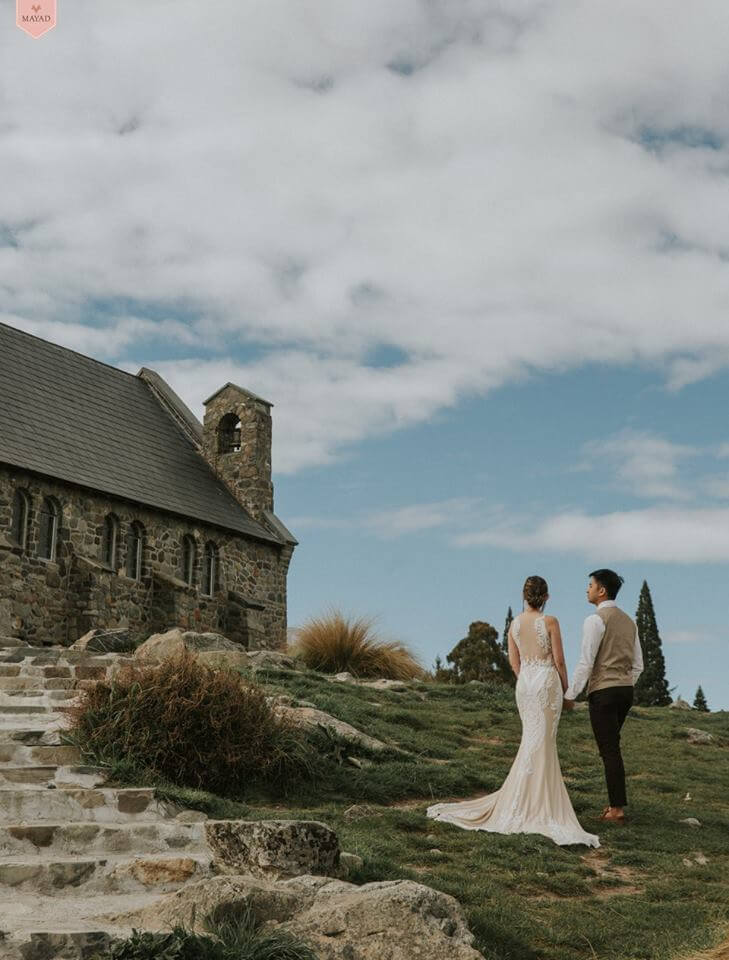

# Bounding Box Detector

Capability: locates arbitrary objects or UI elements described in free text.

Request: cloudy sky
[2,1,729,708]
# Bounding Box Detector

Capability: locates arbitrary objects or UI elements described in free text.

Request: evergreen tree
[693,685,709,712]
[447,620,513,685]
[502,606,514,652]
[431,654,455,684]
[634,581,672,706]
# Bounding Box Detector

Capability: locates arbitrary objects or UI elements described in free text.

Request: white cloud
[579,428,696,500]
[363,497,481,539]
[453,506,729,563]
[4,2,729,469]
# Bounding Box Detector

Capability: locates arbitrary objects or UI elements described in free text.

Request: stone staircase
[0,637,216,960]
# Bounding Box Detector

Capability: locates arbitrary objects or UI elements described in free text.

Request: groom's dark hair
[589,569,624,600]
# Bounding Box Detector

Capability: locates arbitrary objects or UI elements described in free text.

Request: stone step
[0,851,211,896]
[0,663,109,681]
[0,891,162,959]
[0,722,67,743]
[0,649,127,667]
[0,788,178,823]
[0,929,115,960]
[0,693,77,709]
[0,678,76,691]
[0,704,60,715]
[0,743,81,766]
[0,820,205,857]
[0,765,106,790]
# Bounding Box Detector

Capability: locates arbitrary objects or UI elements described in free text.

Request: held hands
[563,697,576,711]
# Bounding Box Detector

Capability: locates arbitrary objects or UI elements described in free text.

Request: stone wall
[0,465,294,648]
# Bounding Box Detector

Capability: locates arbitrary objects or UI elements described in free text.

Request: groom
[563,569,643,823]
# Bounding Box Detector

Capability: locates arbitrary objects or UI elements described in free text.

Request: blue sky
[279,361,729,710]
[2,2,729,708]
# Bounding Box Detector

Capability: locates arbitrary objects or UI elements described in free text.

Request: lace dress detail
[426,612,599,848]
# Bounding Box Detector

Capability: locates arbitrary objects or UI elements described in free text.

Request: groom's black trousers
[588,685,633,808]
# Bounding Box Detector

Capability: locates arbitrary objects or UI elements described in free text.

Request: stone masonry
[0,323,297,650]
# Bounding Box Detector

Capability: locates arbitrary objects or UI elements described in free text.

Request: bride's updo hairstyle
[523,575,549,611]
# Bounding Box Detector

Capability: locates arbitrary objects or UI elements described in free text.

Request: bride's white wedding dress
[426,613,600,848]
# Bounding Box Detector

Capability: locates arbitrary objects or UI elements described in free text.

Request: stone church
[0,321,297,649]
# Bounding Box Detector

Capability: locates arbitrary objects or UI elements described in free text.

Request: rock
[338,852,364,876]
[113,875,302,930]
[295,699,318,708]
[275,705,388,752]
[71,628,134,653]
[361,678,408,692]
[694,852,708,866]
[176,810,208,823]
[121,875,482,960]
[342,804,381,823]
[685,727,714,745]
[135,628,243,660]
[679,817,702,828]
[204,820,341,879]
[670,698,694,710]
[278,877,482,960]
[246,649,297,670]
[134,628,249,672]
[333,672,355,683]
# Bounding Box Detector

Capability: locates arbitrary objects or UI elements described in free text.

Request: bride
[426,576,600,848]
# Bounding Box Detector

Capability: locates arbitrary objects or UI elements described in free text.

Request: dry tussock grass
[66,651,312,795]
[292,607,424,680]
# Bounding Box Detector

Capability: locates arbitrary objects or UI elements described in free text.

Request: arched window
[217,413,241,453]
[202,541,218,597]
[101,514,119,570]
[37,497,59,561]
[10,489,30,549]
[182,534,196,586]
[126,522,144,580]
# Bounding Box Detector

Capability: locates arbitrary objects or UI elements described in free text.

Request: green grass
[106,664,729,960]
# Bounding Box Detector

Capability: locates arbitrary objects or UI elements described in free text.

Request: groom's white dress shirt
[564,600,643,701]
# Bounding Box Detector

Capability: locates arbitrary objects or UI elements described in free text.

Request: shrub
[66,652,314,796]
[292,607,424,680]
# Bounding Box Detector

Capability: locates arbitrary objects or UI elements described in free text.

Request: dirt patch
[578,848,646,898]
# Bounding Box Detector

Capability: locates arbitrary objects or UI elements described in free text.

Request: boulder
[685,727,714,745]
[274,705,388,752]
[110,874,301,930]
[71,628,134,654]
[114,875,482,960]
[204,820,341,880]
[134,629,249,672]
[670,698,694,710]
[278,877,482,960]
[679,817,702,828]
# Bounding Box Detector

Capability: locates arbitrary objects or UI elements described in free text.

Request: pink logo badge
[16,0,56,38]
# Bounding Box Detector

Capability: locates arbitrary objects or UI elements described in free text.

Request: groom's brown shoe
[598,806,627,824]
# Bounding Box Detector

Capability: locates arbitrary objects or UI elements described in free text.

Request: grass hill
[101,663,729,960]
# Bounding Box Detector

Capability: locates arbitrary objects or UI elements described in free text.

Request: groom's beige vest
[587,606,637,696]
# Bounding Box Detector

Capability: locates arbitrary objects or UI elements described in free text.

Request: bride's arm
[546,616,569,693]
[507,623,520,678]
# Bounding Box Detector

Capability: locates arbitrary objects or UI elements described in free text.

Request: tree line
[432,580,709,711]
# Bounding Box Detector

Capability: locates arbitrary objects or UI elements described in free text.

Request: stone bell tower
[202,382,274,523]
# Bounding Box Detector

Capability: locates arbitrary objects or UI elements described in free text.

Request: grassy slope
[152,667,729,960]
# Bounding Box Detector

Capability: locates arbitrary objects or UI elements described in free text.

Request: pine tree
[447,620,514,685]
[502,606,514,652]
[693,685,709,712]
[634,581,672,706]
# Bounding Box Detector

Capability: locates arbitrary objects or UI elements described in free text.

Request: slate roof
[0,321,288,544]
